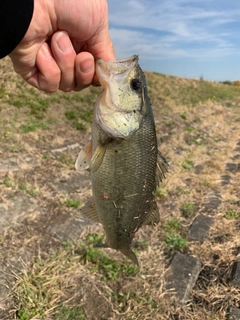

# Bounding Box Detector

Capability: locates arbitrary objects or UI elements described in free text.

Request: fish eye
[131,78,142,91]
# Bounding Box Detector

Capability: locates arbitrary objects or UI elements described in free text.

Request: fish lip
[96,55,139,87]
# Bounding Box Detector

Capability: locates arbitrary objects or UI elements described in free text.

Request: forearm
[0,0,34,58]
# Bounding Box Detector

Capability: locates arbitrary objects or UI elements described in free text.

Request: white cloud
[108,0,240,60]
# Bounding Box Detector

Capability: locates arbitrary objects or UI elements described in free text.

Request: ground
[0,57,240,320]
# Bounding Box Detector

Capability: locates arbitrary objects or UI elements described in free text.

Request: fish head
[95,55,146,139]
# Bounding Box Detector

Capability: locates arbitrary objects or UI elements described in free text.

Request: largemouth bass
[75,55,168,265]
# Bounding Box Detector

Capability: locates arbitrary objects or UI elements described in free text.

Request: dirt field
[0,57,240,319]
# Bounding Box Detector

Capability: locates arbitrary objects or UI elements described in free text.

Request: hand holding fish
[9,0,115,93]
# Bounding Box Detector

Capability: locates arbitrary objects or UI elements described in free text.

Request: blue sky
[108,0,240,81]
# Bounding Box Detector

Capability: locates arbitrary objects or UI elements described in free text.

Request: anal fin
[80,197,101,223]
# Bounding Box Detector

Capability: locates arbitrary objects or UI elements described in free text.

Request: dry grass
[0,57,240,319]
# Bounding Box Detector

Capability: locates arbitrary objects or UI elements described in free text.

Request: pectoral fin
[142,201,160,226]
[80,197,101,223]
[75,141,92,171]
[156,150,169,186]
[90,143,107,172]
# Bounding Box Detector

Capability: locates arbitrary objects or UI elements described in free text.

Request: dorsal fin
[142,201,160,226]
[156,150,169,186]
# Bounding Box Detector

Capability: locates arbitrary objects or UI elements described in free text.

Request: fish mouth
[94,54,144,139]
[96,55,139,87]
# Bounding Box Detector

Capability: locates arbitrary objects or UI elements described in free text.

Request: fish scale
[75,55,168,265]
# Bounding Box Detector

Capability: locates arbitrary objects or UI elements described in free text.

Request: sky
[108,0,240,81]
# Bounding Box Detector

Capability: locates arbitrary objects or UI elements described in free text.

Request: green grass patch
[4,177,13,188]
[54,304,85,320]
[19,119,51,133]
[8,145,25,153]
[182,160,194,170]
[184,126,193,132]
[72,122,87,131]
[12,236,138,319]
[65,110,77,120]
[65,199,82,208]
[19,182,37,197]
[163,220,188,251]
[180,202,196,218]
[225,210,238,219]
[175,80,240,106]
[156,186,167,198]
[179,113,187,120]
[165,234,188,251]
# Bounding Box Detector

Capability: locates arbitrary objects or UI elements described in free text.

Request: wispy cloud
[108,0,240,62]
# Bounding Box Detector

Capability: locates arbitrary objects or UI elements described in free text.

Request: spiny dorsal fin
[142,201,160,226]
[75,140,92,171]
[80,197,101,223]
[156,150,169,186]
[90,143,107,172]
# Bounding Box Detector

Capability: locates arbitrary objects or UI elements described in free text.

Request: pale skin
[9,0,115,93]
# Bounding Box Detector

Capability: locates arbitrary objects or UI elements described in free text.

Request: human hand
[9,0,115,92]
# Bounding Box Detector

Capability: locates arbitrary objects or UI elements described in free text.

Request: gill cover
[95,55,144,138]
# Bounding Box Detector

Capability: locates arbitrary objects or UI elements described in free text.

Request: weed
[163,220,180,233]
[65,110,77,120]
[182,160,194,170]
[86,233,105,246]
[54,304,85,320]
[184,126,193,132]
[180,202,196,217]
[19,183,37,197]
[165,234,188,250]
[177,187,190,194]
[72,122,87,131]
[65,199,82,208]
[26,188,37,197]
[8,145,25,153]
[4,177,13,188]
[73,234,140,280]
[180,113,187,120]
[163,219,188,251]
[156,186,167,198]
[202,180,211,187]
[62,240,73,251]
[79,109,93,123]
[19,184,27,192]
[85,248,138,281]
[0,87,6,98]
[19,120,50,133]
[225,210,238,219]
[164,120,176,126]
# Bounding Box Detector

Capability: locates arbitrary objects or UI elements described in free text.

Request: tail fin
[120,249,139,266]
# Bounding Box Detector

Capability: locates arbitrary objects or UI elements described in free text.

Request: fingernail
[56,31,72,53]
[80,58,93,74]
